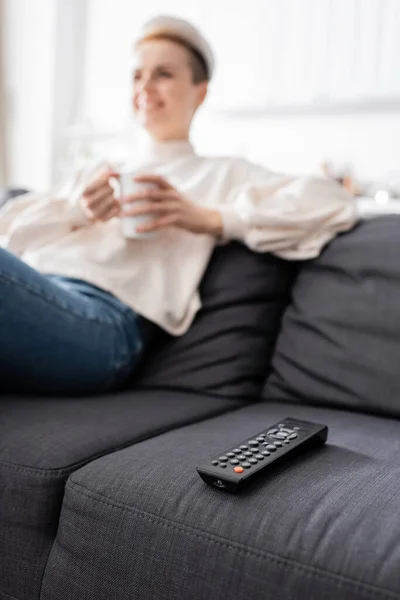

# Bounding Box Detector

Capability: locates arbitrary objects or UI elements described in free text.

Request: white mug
[115,171,159,239]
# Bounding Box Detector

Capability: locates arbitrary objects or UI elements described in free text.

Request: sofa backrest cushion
[132,242,299,400]
[263,216,400,417]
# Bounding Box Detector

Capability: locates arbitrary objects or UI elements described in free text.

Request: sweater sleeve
[218,160,358,260]
[0,163,106,256]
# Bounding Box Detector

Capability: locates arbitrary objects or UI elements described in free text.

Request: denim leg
[0,248,142,395]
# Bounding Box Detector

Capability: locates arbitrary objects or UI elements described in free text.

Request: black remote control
[196,417,328,493]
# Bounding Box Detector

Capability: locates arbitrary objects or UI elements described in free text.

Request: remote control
[196,417,328,493]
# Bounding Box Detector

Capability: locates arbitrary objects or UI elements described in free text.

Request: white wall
[3,0,56,190]
[3,0,86,190]
[80,0,400,189]
[0,0,8,186]
[192,109,400,183]
[3,0,400,190]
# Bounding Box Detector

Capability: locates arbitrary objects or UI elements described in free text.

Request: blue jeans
[0,248,146,396]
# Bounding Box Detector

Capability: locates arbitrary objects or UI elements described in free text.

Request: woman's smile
[137,97,165,112]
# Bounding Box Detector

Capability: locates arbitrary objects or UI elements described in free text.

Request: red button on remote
[234,466,244,473]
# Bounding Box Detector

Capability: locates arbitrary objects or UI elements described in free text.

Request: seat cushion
[0,390,243,600]
[132,242,299,399]
[264,217,400,418]
[41,402,400,600]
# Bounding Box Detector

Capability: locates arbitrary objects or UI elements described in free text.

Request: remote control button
[278,423,286,427]
[267,428,279,435]
[219,456,228,462]
[251,448,259,453]
[288,433,298,439]
[237,454,246,461]
[240,445,248,450]
[265,444,277,451]
[229,459,240,465]
[243,451,253,457]
[279,428,293,435]
[254,454,264,459]
[248,440,259,446]
[256,436,265,442]
[220,463,227,468]
[234,466,244,473]
[212,460,219,466]
[233,448,241,454]
[241,462,251,468]
[294,426,300,430]
[267,432,288,440]
[274,441,283,447]
[249,458,258,464]
[284,440,290,444]
[261,450,271,456]
[226,452,235,458]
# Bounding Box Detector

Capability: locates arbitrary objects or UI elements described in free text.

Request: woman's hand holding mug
[121,173,223,237]
[79,170,223,238]
[79,168,121,222]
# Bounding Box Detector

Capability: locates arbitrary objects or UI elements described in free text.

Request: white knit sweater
[0,140,357,335]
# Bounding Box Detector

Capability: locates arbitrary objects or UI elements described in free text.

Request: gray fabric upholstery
[41,402,400,600]
[0,390,243,600]
[264,217,400,418]
[132,242,299,399]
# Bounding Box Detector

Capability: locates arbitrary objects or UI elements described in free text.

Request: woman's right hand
[79,168,121,222]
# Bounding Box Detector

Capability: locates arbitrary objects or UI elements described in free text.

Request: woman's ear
[195,81,208,109]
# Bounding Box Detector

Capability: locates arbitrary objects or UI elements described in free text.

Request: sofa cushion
[0,390,243,600]
[40,401,400,600]
[133,242,299,400]
[264,217,400,417]
[0,187,29,209]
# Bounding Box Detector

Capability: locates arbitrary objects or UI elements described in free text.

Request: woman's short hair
[136,33,209,84]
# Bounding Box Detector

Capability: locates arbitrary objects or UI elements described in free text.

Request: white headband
[136,15,215,80]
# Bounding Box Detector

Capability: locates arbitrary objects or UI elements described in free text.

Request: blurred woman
[0,15,357,395]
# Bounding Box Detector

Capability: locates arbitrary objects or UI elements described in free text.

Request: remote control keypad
[214,423,301,471]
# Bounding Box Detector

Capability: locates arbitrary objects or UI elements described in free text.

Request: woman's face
[132,39,208,141]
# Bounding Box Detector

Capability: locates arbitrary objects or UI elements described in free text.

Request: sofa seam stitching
[0,406,247,477]
[65,480,398,600]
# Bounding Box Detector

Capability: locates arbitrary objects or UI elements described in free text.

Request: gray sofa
[2,218,400,600]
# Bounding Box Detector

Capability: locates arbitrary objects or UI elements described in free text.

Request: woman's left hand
[121,174,223,236]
